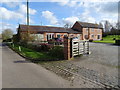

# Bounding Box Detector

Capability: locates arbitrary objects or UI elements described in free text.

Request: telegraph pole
[118,1,120,38]
[27,0,29,42]
[27,0,29,26]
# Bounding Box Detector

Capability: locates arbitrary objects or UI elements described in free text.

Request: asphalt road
[2,43,70,88]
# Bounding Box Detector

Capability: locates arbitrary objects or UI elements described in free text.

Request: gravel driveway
[71,42,119,77]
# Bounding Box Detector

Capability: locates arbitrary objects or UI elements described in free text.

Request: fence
[71,39,89,57]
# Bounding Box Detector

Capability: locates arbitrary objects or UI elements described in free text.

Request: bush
[89,39,93,42]
[20,42,52,52]
[39,43,49,51]
[48,46,64,60]
[113,38,116,40]
[19,41,27,47]
[2,38,12,42]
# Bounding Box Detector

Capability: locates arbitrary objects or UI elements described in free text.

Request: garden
[8,41,64,62]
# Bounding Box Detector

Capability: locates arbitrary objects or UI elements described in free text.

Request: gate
[71,39,89,57]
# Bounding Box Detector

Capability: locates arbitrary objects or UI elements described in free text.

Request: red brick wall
[82,28,102,40]
[44,33,82,41]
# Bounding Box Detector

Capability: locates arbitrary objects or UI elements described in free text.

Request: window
[86,28,89,32]
[91,34,94,38]
[98,29,101,32]
[57,34,61,38]
[77,34,81,39]
[97,35,100,39]
[64,34,67,37]
[91,28,94,32]
[47,33,54,40]
[84,35,88,39]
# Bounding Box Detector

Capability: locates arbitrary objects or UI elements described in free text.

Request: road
[2,43,71,88]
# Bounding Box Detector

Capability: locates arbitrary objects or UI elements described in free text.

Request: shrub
[19,41,27,48]
[89,39,93,42]
[113,38,116,40]
[48,46,64,60]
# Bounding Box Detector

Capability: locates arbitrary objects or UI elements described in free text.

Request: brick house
[17,21,103,41]
[17,25,81,42]
[72,21,103,40]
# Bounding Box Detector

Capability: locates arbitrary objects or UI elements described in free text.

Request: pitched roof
[76,21,103,29]
[19,24,80,34]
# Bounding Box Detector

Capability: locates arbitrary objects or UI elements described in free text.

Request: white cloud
[0,22,17,34]
[0,7,24,20]
[18,4,37,15]
[79,9,96,23]
[1,2,22,8]
[62,16,79,25]
[0,0,119,2]
[77,2,118,24]
[42,10,59,25]
[0,3,37,24]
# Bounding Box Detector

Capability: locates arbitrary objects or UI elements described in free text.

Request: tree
[2,29,13,40]
[64,23,72,28]
[20,30,37,43]
[104,20,112,32]
[99,22,103,28]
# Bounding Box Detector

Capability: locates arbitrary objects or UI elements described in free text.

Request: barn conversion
[17,21,103,42]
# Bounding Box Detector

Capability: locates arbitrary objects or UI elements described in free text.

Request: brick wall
[44,32,81,41]
[64,37,71,60]
[82,28,102,40]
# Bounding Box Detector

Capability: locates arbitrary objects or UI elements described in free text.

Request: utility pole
[118,1,120,38]
[27,0,29,42]
[27,0,29,26]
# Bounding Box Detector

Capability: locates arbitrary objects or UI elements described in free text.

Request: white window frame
[47,33,54,40]
[86,28,89,32]
[91,28,94,32]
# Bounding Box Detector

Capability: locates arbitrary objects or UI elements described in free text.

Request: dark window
[52,34,54,39]
[84,35,88,39]
[57,34,61,38]
[91,34,94,38]
[97,35,100,39]
[64,35,67,37]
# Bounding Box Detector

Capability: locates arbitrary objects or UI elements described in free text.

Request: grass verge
[93,35,120,43]
[8,43,62,61]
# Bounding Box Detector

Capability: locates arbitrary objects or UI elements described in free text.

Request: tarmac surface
[2,43,72,88]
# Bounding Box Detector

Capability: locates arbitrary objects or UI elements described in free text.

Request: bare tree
[104,20,112,32]
[64,23,72,28]
[20,29,37,43]
[2,29,13,40]
[99,22,103,28]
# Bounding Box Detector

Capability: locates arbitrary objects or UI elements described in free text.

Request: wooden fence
[71,39,89,57]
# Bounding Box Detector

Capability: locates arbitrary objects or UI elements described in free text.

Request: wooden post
[19,46,21,51]
[64,37,71,60]
[87,41,89,54]
[12,43,14,47]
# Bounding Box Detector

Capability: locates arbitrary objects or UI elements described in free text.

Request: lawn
[93,35,120,43]
[9,44,58,60]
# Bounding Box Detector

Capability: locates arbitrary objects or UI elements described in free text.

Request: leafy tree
[2,29,13,40]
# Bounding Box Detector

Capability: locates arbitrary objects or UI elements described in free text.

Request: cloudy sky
[0,0,119,34]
